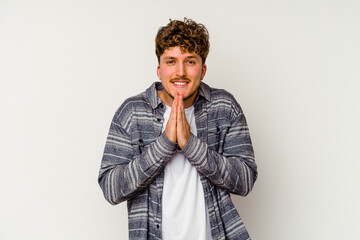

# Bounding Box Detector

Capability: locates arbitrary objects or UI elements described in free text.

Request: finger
[175,92,180,110]
[177,94,182,121]
[164,96,178,143]
[180,96,186,120]
[177,93,183,117]
[170,96,177,120]
[179,94,188,124]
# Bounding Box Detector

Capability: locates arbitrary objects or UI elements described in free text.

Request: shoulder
[112,90,152,127]
[210,87,238,103]
[205,84,243,118]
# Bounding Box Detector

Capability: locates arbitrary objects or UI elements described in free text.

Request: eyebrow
[163,55,198,60]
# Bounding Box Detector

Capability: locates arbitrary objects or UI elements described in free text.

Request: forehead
[161,46,201,59]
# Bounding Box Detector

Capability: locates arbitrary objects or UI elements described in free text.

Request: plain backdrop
[1,0,359,239]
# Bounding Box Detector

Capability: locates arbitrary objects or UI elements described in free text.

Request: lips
[172,80,189,87]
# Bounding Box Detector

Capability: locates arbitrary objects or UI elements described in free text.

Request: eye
[166,60,175,64]
[187,60,195,65]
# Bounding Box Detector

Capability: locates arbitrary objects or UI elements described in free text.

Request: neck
[157,90,198,109]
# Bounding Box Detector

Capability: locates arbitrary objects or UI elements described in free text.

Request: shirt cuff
[154,132,178,158]
[179,134,207,164]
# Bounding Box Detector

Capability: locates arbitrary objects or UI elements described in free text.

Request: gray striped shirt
[98,81,258,240]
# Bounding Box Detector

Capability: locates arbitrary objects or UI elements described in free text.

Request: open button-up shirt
[98,82,258,240]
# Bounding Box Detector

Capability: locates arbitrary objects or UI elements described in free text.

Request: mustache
[170,77,191,82]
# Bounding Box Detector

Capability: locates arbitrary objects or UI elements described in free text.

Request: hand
[164,94,177,144]
[164,92,191,149]
[176,93,191,149]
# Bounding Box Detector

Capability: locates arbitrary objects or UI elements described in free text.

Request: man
[98,18,257,240]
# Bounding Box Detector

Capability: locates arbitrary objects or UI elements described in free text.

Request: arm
[98,115,177,205]
[180,111,257,196]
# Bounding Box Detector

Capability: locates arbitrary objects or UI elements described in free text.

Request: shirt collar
[146,81,211,109]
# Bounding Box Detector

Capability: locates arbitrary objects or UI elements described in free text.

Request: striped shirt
[98,81,258,240]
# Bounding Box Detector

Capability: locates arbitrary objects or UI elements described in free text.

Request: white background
[1,0,359,239]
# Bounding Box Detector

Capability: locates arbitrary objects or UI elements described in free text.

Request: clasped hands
[164,92,191,150]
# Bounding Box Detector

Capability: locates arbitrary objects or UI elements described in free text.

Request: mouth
[171,80,189,88]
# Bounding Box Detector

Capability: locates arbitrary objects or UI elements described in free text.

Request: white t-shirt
[161,105,212,240]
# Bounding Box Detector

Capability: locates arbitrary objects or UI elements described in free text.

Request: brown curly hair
[155,18,210,64]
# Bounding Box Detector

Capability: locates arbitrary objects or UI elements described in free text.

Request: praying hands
[164,92,191,149]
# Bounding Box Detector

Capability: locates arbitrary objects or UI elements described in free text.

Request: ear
[201,64,207,80]
[157,65,161,79]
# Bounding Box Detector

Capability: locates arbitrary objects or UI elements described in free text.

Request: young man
[98,18,258,240]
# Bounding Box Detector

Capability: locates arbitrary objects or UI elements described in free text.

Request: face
[157,46,207,108]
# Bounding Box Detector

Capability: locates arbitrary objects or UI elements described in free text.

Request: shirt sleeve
[98,114,177,205]
[179,111,257,196]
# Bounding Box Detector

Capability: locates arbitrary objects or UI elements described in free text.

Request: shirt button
[157,118,162,122]
[156,224,160,229]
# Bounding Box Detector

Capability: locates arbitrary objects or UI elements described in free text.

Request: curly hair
[155,18,210,63]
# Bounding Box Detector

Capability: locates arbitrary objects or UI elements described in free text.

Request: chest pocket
[131,136,156,157]
[130,121,158,157]
[207,121,231,154]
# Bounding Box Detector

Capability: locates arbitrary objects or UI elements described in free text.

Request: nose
[176,63,186,77]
